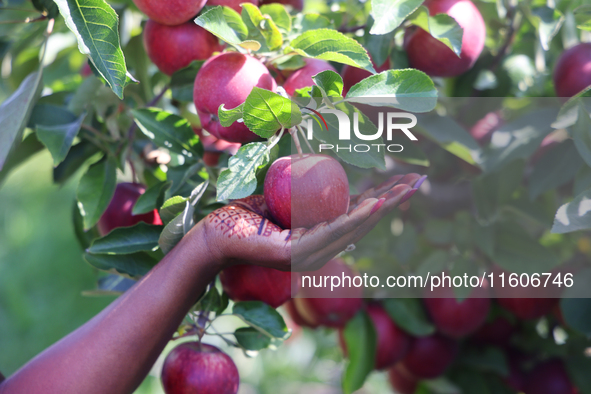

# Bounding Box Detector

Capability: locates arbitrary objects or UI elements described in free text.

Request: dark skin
[0,173,422,394]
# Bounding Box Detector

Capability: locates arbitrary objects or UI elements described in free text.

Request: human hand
[196,174,426,272]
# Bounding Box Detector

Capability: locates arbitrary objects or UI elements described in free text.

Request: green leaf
[234,327,272,350]
[260,4,291,33]
[552,187,591,233]
[306,102,385,169]
[290,13,332,37]
[574,166,591,196]
[408,6,464,56]
[342,311,376,394]
[364,23,394,67]
[132,108,201,159]
[457,347,509,376]
[529,140,583,200]
[233,301,289,339]
[196,286,228,315]
[0,71,43,172]
[84,251,159,278]
[424,219,454,246]
[218,103,244,127]
[0,133,44,186]
[561,284,591,336]
[415,113,480,164]
[133,181,170,215]
[195,6,261,51]
[159,196,189,225]
[217,142,270,201]
[28,104,77,127]
[383,298,435,336]
[54,0,131,99]
[158,212,186,255]
[566,350,591,394]
[36,113,85,166]
[345,69,437,113]
[87,223,162,254]
[243,87,302,137]
[170,61,204,102]
[76,156,117,230]
[287,29,375,73]
[82,274,136,296]
[530,6,565,51]
[241,3,283,51]
[312,70,344,98]
[572,105,591,168]
[480,108,558,173]
[53,140,101,185]
[32,0,59,18]
[574,5,591,31]
[493,224,559,274]
[369,0,423,35]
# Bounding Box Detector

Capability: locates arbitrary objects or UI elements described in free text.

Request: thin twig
[489,6,519,72]
[0,14,47,24]
[81,124,112,143]
[297,125,315,154]
[290,127,303,157]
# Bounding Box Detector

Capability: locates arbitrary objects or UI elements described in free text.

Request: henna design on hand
[207,205,281,240]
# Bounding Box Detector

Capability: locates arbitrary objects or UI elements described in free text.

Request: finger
[298,183,414,270]
[349,173,423,211]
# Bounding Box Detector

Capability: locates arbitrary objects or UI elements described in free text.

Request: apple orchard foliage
[3,0,591,393]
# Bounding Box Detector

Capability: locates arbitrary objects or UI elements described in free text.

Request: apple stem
[267,127,286,152]
[290,127,304,157]
[297,125,315,154]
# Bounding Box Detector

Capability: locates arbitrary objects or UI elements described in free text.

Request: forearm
[0,224,219,394]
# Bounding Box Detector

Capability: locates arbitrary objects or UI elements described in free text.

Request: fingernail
[399,189,417,204]
[413,175,428,190]
[370,198,386,215]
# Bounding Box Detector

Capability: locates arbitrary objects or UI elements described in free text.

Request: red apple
[282,58,336,96]
[161,342,239,394]
[284,300,319,328]
[424,283,491,338]
[143,20,223,76]
[193,52,277,143]
[401,334,458,379]
[132,0,207,26]
[263,154,349,229]
[260,0,304,11]
[339,303,410,370]
[404,0,486,77]
[220,264,300,308]
[80,62,92,77]
[471,316,515,347]
[554,43,591,98]
[497,297,557,321]
[523,359,576,394]
[207,0,258,13]
[292,258,363,328]
[469,111,503,146]
[193,128,241,167]
[341,57,390,95]
[388,364,419,394]
[505,358,526,393]
[97,183,163,236]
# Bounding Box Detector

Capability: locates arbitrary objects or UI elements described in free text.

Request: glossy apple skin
[283,58,336,96]
[339,304,410,370]
[388,364,419,394]
[194,52,276,143]
[207,0,258,13]
[554,43,591,98]
[193,128,241,167]
[523,359,576,394]
[497,297,558,320]
[341,58,390,95]
[292,258,363,328]
[143,20,223,76]
[161,342,239,394]
[404,0,486,77]
[132,0,207,26]
[263,154,349,229]
[260,0,303,11]
[220,265,300,308]
[401,334,458,379]
[471,316,515,347]
[424,284,491,338]
[97,183,163,236]
[284,300,319,328]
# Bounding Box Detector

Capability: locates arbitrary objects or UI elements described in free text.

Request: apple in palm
[132,0,207,26]
[97,183,162,236]
[143,20,223,76]
[264,154,349,229]
[161,342,239,394]
[404,0,486,77]
[194,52,277,143]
